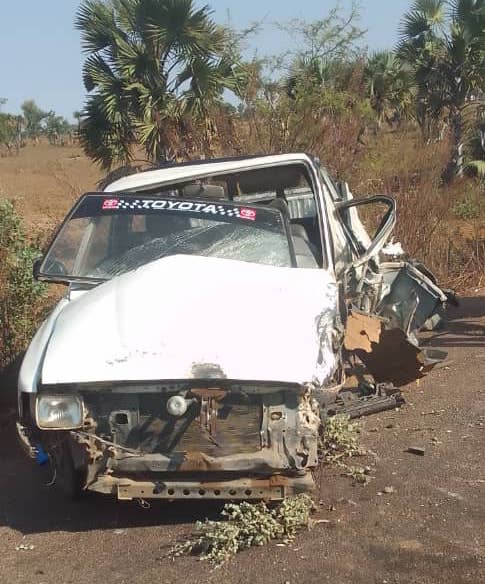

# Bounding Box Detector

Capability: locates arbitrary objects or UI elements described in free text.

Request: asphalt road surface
[0,296,483,584]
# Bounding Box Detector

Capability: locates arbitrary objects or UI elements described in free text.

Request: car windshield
[39,194,294,282]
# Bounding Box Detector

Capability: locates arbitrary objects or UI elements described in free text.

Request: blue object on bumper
[35,445,49,465]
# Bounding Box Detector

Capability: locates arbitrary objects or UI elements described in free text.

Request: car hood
[41,255,338,386]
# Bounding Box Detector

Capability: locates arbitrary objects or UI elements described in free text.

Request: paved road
[0,297,483,584]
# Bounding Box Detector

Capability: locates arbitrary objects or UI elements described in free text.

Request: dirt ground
[0,143,102,228]
[0,298,483,584]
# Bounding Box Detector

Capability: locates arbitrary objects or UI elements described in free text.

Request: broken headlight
[36,395,84,430]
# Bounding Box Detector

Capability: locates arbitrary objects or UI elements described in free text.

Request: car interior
[138,164,323,269]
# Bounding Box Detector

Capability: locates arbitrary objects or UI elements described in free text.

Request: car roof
[104,153,316,193]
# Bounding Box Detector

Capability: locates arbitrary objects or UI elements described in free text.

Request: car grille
[83,391,264,457]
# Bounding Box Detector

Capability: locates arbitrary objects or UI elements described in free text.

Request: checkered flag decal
[118,199,142,210]
[216,205,240,218]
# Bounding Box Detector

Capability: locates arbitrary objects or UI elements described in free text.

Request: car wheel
[53,440,86,500]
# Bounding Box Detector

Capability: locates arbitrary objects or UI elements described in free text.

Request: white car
[17,153,448,501]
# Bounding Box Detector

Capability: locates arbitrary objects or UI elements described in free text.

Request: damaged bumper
[88,474,314,501]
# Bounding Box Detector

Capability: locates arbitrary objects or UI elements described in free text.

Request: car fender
[18,298,69,395]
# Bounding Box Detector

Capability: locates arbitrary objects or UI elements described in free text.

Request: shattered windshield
[39,194,294,282]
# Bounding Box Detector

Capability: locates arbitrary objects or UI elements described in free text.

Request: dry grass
[0,141,103,228]
[351,130,484,290]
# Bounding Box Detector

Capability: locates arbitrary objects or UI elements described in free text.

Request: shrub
[453,196,481,221]
[0,199,48,370]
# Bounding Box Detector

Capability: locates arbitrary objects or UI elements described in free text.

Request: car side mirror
[336,195,396,267]
[33,258,42,280]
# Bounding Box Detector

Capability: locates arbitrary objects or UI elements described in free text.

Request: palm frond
[78,93,135,169]
[77,0,242,165]
[451,0,485,32]
[141,0,222,61]
[76,0,120,53]
[398,0,446,46]
[112,0,138,32]
[82,53,119,91]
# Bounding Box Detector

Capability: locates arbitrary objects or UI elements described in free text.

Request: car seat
[268,199,318,268]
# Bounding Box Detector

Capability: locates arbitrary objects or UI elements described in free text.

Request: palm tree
[398,0,485,178]
[75,0,242,169]
[364,50,413,128]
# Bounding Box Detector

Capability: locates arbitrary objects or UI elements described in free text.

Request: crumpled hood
[41,255,338,386]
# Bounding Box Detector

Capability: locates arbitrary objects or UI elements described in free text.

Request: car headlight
[36,395,84,430]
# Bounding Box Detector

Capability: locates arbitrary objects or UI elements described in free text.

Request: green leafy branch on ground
[319,414,371,485]
[172,415,371,566]
[172,494,315,566]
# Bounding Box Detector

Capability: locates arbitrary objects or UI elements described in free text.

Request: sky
[0,0,411,122]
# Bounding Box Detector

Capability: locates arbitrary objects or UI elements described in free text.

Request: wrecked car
[17,153,449,502]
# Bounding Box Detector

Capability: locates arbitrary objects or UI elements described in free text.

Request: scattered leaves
[347,466,370,485]
[319,414,363,463]
[319,414,371,484]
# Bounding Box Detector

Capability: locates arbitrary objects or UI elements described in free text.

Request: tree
[364,50,413,128]
[276,2,366,71]
[0,99,22,154]
[0,114,17,149]
[398,0,485,178]
[75,0,243,169]
[463,101,485,178]
[44,111,71,144]
[20,99,48,139]
[275,2,366,99]
[73,110,82,134]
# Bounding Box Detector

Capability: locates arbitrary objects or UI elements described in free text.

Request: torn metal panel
[344,310,442,386]
[344,311,382,353]
[353,326,425,384]
[378,261,448,336]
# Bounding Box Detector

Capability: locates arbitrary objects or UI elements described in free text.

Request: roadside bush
[0,199,48,371]
[454,195,481,221]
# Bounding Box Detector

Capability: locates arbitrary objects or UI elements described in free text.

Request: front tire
[52,439,86,500]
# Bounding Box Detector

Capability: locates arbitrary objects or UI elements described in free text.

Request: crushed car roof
[104,153,315,193]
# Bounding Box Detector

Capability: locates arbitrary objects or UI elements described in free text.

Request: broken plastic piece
[35,445,49,465]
